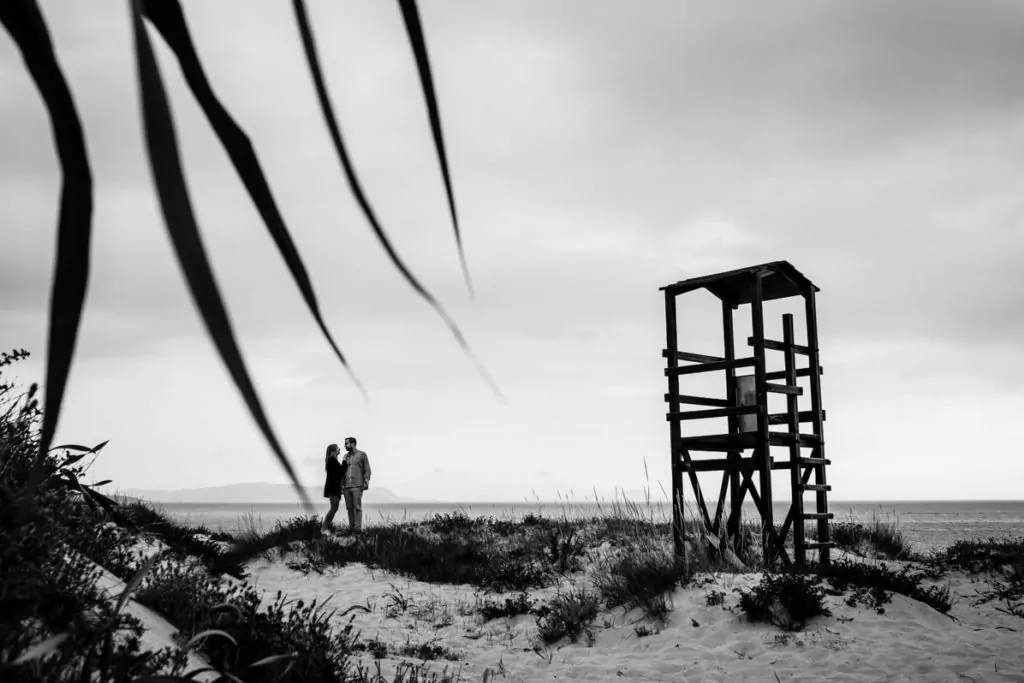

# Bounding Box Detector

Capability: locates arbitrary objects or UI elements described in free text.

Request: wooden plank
[662,349,726,364]
[770,432,822,445]
[677,433,757,450]
[769,460,801,470]
[800,484,831,492]
[797,456,831,466]
[801,512,834,520]
[722,300,742,539]
[749,337,811,358]
[664,393,731,408]
[679,448,715,531]
[767,409,826,425]
[712,469,730,535]
[765,366,823,381]
[782,313,806,565]
[684,457,757,472]
[667,405,759,421]
[678,442,742,453]
[725,468,748,541]
[750,272,776,566]
[683,456,808,473]
[805,541,835,550]
[665,357,757,377]
[663,290,685,560]
[804,289,831,566]
[678,433,750,443]
[766,383,803,395]
[748,337,811,355]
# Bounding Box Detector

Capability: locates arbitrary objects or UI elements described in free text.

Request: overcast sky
[2,1,1021,503]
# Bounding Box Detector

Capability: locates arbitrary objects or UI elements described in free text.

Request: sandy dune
[243,551,1024,683]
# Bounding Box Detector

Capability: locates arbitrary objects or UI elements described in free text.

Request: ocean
[159,499,1024,552]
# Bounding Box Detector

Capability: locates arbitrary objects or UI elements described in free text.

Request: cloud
[1,1,1022,500]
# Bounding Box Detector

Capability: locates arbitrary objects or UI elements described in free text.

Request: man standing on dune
[342,436,371,534]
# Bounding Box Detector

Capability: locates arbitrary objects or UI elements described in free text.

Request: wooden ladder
[779,312,832,565]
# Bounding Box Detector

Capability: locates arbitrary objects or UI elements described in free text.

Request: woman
[322,443,346,533]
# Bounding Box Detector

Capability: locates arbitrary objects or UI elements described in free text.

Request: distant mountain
[119,482,421,504]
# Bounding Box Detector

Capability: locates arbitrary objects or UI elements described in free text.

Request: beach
[96,501,1024,682]
[243,551,1023,682]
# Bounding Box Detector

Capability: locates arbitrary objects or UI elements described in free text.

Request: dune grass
[824,509,909,560]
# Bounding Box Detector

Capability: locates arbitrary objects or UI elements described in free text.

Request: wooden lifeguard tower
[661,261,832,568]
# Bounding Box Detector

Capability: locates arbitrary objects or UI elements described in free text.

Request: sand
[238,547,1024,683]
[68,527,1024,682]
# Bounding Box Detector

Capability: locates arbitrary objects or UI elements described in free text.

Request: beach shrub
[818,559,953,614]
[587,503,673,550]
[705,590,726,607]
[477,592,537,621]
[978,579,1024,618]
[0,352,187,681]
[352,636,389,660]
[214,515,323,573]
[0,495,186,682]
[680,517,764,574]
[121,503,241,576]
[393,638,462,662]
[633,623,658,637]
[826,516,908,560]
[236,593,359,682]
[828,522,871,548]
[929,538,1023,616]
[487,517,519,536]
[135,559,260,634]
[519,512,554,528]
[426,510,478,534]
[737,572,832,631]
[534,588,601,645]
[592,545,689,621]
[63,505,141,580]
[544,522,586,574]
[137,556,359,682]
[274,523,552,591]
[930,537,1024,575]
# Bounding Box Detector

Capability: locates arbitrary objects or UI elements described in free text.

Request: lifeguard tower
[661,261,831,567]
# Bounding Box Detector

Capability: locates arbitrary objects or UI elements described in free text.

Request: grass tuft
[818,558,953,614]
[825,511,908,559]
[737,572,832,631]
[477,592,536,621]
[534,587,601,645]
[592,543,688,622]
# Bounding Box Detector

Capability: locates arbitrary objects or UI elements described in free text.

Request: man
[341,436,371,533]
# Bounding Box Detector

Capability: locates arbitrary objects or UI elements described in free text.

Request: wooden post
[804,288,830,566]
[782,313,806,565]
[664,289,686,562]
[750,271,775,564]
[722,299,742,540]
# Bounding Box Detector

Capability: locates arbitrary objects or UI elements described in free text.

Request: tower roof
[660,260,818,305]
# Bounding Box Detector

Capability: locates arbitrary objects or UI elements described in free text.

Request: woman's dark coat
[323,457,347,498]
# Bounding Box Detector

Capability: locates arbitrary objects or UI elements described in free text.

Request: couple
[322,437,371,534]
